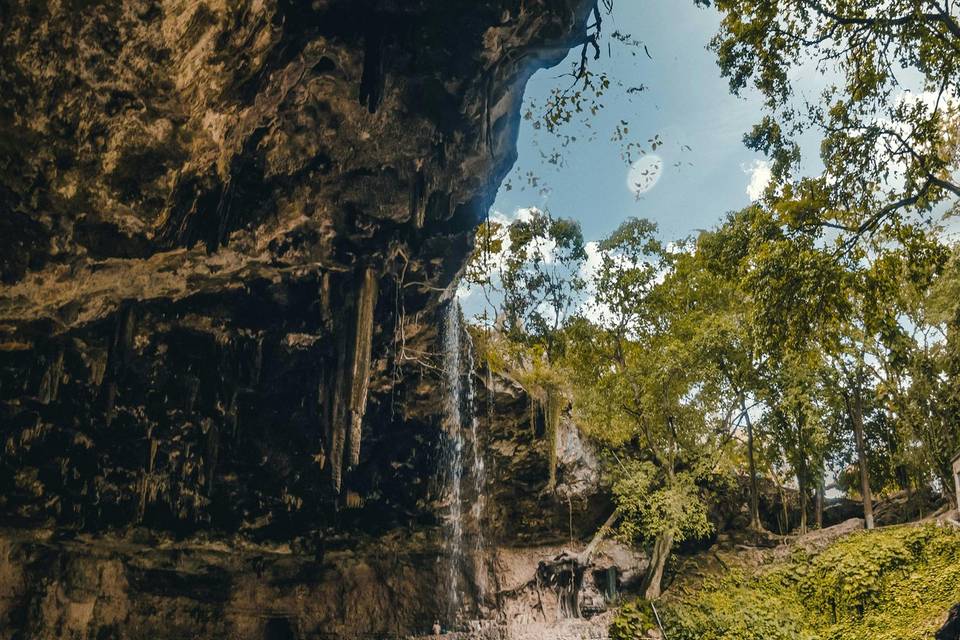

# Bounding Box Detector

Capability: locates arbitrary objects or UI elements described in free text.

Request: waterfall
[440,301,487,625]
[464,312,487,599]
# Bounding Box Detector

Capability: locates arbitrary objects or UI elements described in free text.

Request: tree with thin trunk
[742,393,763,531]
[760,350,831,535]
[841,359,875,529]
[567,219,739,599]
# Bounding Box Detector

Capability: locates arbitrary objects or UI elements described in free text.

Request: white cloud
[743,159,772,201]
[896,88,959,111]
[579,241,603,280]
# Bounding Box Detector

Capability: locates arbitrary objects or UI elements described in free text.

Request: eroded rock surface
[0,528,453,639]
[0,0,592,534]
[475,370,609,546]
[0,1,598,637]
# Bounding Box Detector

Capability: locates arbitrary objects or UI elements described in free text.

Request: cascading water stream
[440,300,488,626]
[464,314,487,598]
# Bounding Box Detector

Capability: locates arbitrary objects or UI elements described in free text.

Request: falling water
[464,311,487,596]
[440,301,487,625]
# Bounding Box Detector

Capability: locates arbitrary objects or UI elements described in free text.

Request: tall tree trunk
[798,473,808,535]
[580,508,619,564]
[768,462,789,534]
[815,478,824,529]
[849,385,875,530]
[795,410,810,535]
[741,394,761,531]
[642,530,675,600]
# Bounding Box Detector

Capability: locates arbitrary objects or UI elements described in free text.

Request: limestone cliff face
[0,0,595,540]
[475,370,609,546]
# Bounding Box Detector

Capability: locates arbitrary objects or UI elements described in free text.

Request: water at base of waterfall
[440,301,487,627]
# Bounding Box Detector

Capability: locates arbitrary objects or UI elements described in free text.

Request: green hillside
[614,523,960,640]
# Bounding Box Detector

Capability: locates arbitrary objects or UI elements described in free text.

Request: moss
[614,524,960,640]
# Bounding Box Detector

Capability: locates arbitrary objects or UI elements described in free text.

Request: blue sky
[493,0,775,241]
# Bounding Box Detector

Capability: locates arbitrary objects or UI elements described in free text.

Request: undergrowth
[612,523,960,640]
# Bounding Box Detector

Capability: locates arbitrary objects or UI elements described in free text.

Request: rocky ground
[0,529,644,640]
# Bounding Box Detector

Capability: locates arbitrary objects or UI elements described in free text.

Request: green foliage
[500,209,587,360]
[463,210,587,489]
[790,526,945,622]
[610,599,656,640]
[566,219,749,596]
[657,524,960,640]
[665,570,817,640]
[708,0,960,246]
[612,459,713,546]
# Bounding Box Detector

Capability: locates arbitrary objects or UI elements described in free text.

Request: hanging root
[546,387,562,492]
[330,325,349,493]
[347,266,378,468]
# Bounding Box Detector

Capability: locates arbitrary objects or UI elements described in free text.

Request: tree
[568,219,740,598]
[707,0,960,250]
[463,209,587,489]
[699,208,787,532]
[700,206,849,532]
[896,244,960,500]
[759,348,832,534]
[499,209,588,363]
[698,205,945,531]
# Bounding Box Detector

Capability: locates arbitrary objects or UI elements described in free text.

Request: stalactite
[409,166,426,228]
[137,437,159,522]
[103,305,136,426]
[103,382,118,426]
[319,271,333,332]
[425,191,450,223]
[327,300,353,493]
[347,266,378,468]
[89,349,108,388]
[329,265,379,492]
[529,396,538,437]
[317,370,330,472]
[205,418,219,495]
[226,389,239,440]
[38,348,64,404]
[252,335,264,386]
[115,305,136,370]
[330,338,348,492]
[359,21,385,113]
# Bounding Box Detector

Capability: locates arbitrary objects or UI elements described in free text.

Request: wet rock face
[475,370,610,546]
[0,530,453,640]
[0,0,593,535]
